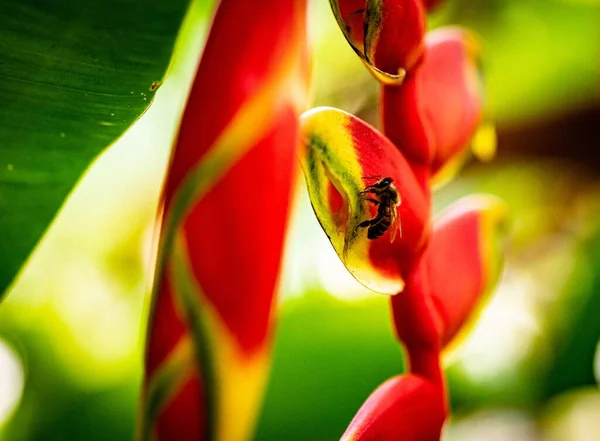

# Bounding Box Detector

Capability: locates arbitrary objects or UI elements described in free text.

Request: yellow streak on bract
[362,59,406,86]
[208,313,270,441]
[164,3,309,235]
[172,233,271,441]
[300,107,358,252]
[300,107,404,295]
[151,335,195,396]
[137,336,195,441]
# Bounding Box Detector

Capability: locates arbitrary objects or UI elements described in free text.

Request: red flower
[299,108,506,437]
[298,4,504,439]
[139,1,309,440]
[330,0,427,84]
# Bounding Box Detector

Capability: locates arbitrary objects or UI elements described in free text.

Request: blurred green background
[1,0,599,440]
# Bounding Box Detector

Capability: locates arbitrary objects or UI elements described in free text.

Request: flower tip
[341,375,446,441]
[363,62,407,86]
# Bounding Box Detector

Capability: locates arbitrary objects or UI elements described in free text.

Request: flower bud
[382,27,485,179]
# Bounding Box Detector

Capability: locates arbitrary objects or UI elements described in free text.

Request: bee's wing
[389,203,402,243]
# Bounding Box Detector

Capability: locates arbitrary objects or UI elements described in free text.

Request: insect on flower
[355,176,402,242]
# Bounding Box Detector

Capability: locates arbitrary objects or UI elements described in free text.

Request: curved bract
[299,107,430,294]
[329,0,426,85]
[141,1,309,441]
[428,195,508,348]
[383,27,488,179]
[340,374,446,441]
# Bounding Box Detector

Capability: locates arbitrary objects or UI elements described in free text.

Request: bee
[355,176,402,243]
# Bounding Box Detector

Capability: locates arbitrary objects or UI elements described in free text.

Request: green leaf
[0,0,191,297]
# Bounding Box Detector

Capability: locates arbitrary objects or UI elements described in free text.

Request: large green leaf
[0,0,191,297]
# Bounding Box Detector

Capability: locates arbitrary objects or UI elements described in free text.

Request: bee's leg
[355,219,373,233]
[359,185,379,195]
[360,196,380,205]
[369,215,385,227]
[354,215,383,234]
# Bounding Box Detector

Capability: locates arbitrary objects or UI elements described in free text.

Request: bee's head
[374,177,393,189]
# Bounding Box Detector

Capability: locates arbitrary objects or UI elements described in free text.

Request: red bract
[139,1,309,441]
[299,107,430,294]
[382,27,485,178]
[364,0,427,75]
[427,195,507,347]
[330,0,426,84]
[340,375,446,441]
[298,113,506,438]
[331,0,367,50]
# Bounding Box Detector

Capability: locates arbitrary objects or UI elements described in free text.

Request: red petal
[330,0,367,49]
[365,0,426,75]
[164,1,309,198]
[329,0,425,84]
[182,105,298,353]
[428,195,507,347]
[143,1,309,439]
[341,375,446,441]
[382,27,484,174]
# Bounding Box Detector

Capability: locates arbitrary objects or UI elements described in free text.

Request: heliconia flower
[299,106,430,295]
[382,27,488,179]
[427,195,507,348]
[340,374,446,441]
[329,0,427,84]
[139,1,309,441]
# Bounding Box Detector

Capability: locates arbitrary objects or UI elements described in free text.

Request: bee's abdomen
[368,217,391,239]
